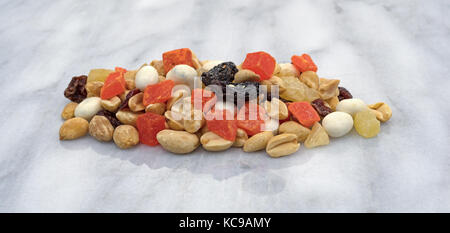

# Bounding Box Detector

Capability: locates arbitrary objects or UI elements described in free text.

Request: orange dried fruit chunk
[242,51,276,80]
[205,109,237,141]
[143,80,175,106]
[236,103,267,136]
[136,112,166,146]
[291,54,317,73]
[191,89,217,112]
[100,72,126,100]
[114,67,127,74]
[288,101,320,128]
[162,48,195,73]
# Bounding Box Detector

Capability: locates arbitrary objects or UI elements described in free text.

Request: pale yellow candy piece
[354,110,380,138]
[87,69,114,83]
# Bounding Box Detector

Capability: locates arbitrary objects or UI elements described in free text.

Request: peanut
[243,131,273,152]
[61,102,78,120]
[261,76,286,94]
[275,63,300,77]
[233,69,260,83]
[124,70,137,90]
[266,134,300,158]
[89,115,114,142]
[59,117,89,140]
[279,121,311,142]
[304,122,330,149]
[128,92,145,112]
[233,128,248,147]
[116,110,140,126]
[200,132,234,151]
[368,102,392,122]
[263,98,288,120]
[157,129,200,154]
[100,96,121,112]
[183,109,205,133]
[145,102,166,115]
[113,125,139,149]
[85,81,103,97]
[165,111,184,131]
[150,60,165,76]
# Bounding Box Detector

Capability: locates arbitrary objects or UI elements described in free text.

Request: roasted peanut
[279,121,311,142]
[304,122,330,149]
[200,132,234,151]
[319,78,340,100]
[119,90,130,102]
[145,102,166,115]
[183,109,205,133]
[128,92,145,112]
[85,81,103,97]
[59,117,89,140]
[275,63,300,77]
[299,71,319,90]
[89,115,114,142]
[243,131,273,152]
[261,76,286,94]
[368,102,392,122]
[263,98,288,120]
[113,125,139,149]
[100,96,121,112]
[116,110,140,126]
[150,60,165,76]
[233,128,248,147]
[61,102,78,120]
[124,70,137,90]
[157,129,200,154]
[233,69,260,83]
[165,111,184,131]
[266,134,300,157]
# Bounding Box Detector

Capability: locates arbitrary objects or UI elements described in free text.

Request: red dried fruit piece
[115,67,127,74]
[100,72,126,100]
[288,101,320,128]
[236,103,267,136]
[291,54,317,73]
[136,112,166,146]
[143,80,175,106]
[206,109,237,141]
[191,89,217,112]
[162,48,195,73]
[242,51,276,80]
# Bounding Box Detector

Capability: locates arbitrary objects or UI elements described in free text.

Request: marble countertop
[0,0,449,212]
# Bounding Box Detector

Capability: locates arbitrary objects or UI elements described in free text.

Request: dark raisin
[311,99,332,117]
[96,110,121,128]
[201,62,238,86]
[118,88,141,111]
[224,81,260,104]
[338,87,353,101]
[64,75,87,103]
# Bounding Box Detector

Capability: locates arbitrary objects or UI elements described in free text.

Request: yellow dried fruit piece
[304,122,329,148]
[87,69,114,83]
[279,76,320,102]
[319,78,340,100]
[354,110,380,138]
[299,71,319,90]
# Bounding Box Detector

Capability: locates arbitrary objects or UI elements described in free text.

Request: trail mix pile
[59,48,392,157]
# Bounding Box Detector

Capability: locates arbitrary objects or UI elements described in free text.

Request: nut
[128,92,145,112]
[116,110,141,126]
[304,122,330,149]
[145,102,166,115]
[113,125,140,149]
[124,70,137,90]
[233,128,248,147]
[89,115,114,141]
[299,71,319,90]
[266,134,300,157]
[59,117,89,140]
[243,131,273,152]
[61,102,78,120]
[119,90,130,102]
[191,52,202,70]
[100,96,121,112]
[275,63,300,77]
[279,121,311,142]
[233,69,260,83]
[322,112,353,137]
[85,81,103,97]
[319,78,340,100]
[336,98,368,116]
[200,131,234,151]
[157,129,200,154]
[151,60,165,76]
[167,84,191,110]
[263,98,288,120]
[164,111,184,131]
[74,97,102,121]
[325,96,339,111]
[183,109,205,133]
[368,102,392,122]
[261,76,286,94]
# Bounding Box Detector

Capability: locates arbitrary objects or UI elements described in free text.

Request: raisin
[201,62,238,86]
[96,110,122,128]
[311,99,332,117]
[118,88,141,111]
[338,87,353,101]
[64,75,87,103]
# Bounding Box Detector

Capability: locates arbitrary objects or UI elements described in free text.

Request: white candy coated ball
[135,65,159,91]
[335,98,367,116]
[74,97,102,121]
[322,111,354,137]
[166,64,201,89]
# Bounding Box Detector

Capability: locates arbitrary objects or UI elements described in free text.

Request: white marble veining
[0,0,449,212]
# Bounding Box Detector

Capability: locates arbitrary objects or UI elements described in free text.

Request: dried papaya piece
[288,101,320,128]
[291,54,317,73]
[241,51,276,80]
[143,80,175,106]
[100,72,126,100]
[115,67,127,74]
[191,89,217,112]
[236,103,267,136]
[136,112,166,146]
[205,109,237,141]
[162,48,195,73]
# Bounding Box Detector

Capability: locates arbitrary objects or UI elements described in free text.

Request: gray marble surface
[0,0,449,212]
